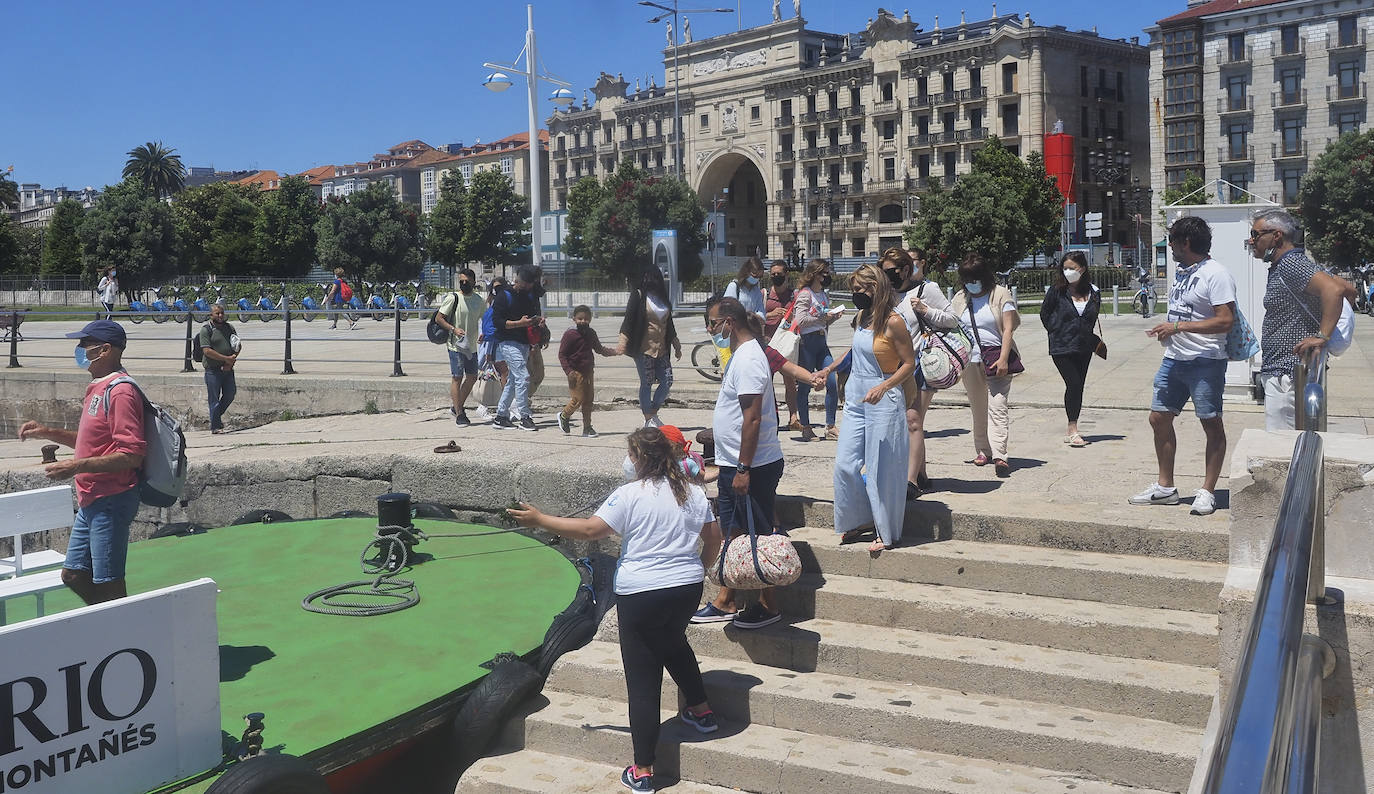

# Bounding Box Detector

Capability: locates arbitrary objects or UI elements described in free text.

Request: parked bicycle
[147,285,179,324]
[1353,264,1374,317]
[690,338,724,382]
[299,282,329,322]
[190,285,215,322]
[361,281,390,321]
[236,282,295,322]
[1131,265,1157,318]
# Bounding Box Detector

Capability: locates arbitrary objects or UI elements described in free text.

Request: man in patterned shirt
[1250,209,1349,430]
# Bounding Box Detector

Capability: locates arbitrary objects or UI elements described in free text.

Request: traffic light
[1084,212,1103,239]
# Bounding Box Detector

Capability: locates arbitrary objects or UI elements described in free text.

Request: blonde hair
[800,258,830,289]
[849,262,897,338]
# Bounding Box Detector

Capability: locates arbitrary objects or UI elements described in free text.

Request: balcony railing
[865,177,913,194]
[1272,89,1308,109]
[799,110,821,124]
[959,127,990,141]
[1274,140,1308,160]
[775,188,796,201]
[1218,44,1254,66]
[775,150,796,162]
[798,146,824,159]
[872,98,900,115]
[1328,82,1367,103]
[839,141,866,155]
[774,115,795,127]
[1329,28,1366,50]
[962,86,988,102]
[1218,95,1254,114]
[1218,144,1255,164]
[597,142,616,155]
[552,176,568,187]
[910,133,934,147]
[837,105,865,120]
[912,93,932,108]
[569,145,596,157]
[1273,39,1306,59]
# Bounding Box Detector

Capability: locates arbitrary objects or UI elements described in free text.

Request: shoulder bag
[707,494,802,590]
[765,293,803,363]
[966,299,1024,376]
[1093,316,1108,360]
[914,311,969,390]
[1225,306,1260,361]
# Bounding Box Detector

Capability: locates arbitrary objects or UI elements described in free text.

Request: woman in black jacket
[618,266,681,427]
[1039,252,1101,447]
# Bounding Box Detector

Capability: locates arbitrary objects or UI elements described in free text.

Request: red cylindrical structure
[1043,132,1077,206]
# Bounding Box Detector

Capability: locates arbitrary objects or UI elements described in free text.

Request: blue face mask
[745,275,759,286]
[74,344,99,369]
[965,281,986,296]
[711,331,730,348]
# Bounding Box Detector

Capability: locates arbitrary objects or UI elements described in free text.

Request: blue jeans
[205,367,237,430]
[1151,356,1227,419]
[633,353,673,416]
[67,487,141,584]
[496,340,531,418]
[796,332,837,427]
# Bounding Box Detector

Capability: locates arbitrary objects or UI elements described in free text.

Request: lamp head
[550,87,574,106]
[484,72,513,92]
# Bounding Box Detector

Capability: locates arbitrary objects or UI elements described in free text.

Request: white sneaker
[645,415,664,428]
[1128,483,1180,506]
[472,405,491,421]
[1190,489,1217,515]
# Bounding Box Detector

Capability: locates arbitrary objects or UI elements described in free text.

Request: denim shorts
[66,487,141,584]
[448,349,477,377]
[1152,356,1227,419]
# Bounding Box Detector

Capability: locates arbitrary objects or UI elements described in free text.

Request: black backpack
[191,324,211,363]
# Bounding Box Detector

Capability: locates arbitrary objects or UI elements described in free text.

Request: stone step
[597,615,1216,727]
[787,528,1226,613]
[512,687,1185,794]
[774,496,1229,563]
[728,572,1218,666]
[457,748,743,794]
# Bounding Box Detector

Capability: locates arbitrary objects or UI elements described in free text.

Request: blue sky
[4,0,1173,189]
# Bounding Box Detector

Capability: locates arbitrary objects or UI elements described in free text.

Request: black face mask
[458,282,473,294]
[532,284,546,299]
[885,269,905,289]
[820,274,833,288]
[771,273,786,286]
[852,292,873,310]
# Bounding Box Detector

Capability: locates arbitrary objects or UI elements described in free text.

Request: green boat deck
[5,517,582,792]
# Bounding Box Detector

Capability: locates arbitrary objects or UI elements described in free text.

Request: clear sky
[4,0,1174,189]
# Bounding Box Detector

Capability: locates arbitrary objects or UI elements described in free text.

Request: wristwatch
[736,464,752,474]
[1316,332,1331,341]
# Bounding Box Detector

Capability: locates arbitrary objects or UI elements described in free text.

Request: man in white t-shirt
[1130,216,1236,516]
[692,296,786,630]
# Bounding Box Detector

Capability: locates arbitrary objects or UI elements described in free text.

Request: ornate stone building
[548,7,1150,264]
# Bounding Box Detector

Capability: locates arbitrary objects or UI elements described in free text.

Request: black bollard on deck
[182,311,195,372]
[282,298,296,375]
[6,310,20,368]
[391,302,405,377]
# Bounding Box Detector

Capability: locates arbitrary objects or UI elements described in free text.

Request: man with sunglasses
[18,320,146,605]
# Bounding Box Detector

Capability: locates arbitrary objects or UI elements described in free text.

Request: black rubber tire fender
[205,754,328,794]
[229,509,294,526]
[411,502,455,520]
[327,509,373,519]
[450,658,544,772]
[536,610,597,679]
[149,521,209,539]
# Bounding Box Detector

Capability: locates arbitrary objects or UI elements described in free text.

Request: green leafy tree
[905,138,1064,270]
[40,199,85,275]
[425,169,469,268]
[314,181,421,282]
[0,170,17,211]
[172,181,263,277]
[254,175,321,279]
[78,178,179,296]
[0,218,22,274]
[578,161,707,280]
[461,169,530,269]
[123,141,186,198]
[1161,171,1210,210]
[1300,129,1374,269]
[563,176,608,260]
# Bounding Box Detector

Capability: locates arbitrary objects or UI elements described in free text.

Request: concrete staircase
[458,508,1226,794]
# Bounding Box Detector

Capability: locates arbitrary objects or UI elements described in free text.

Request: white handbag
[765,296,802,363]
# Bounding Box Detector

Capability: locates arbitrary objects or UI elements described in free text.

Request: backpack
[427,292,459,345]
[339,281,353,302]
[191,323,210,363]
[102,377,188,508]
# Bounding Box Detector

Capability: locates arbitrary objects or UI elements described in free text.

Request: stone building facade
[548,7,1149,263]
[1149,0,1374,210]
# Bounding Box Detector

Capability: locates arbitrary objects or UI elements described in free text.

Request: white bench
[0,485,74,624]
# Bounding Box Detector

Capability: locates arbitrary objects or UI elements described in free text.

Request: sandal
[1067,434,1089,448]
[973,453,990,466]
[433,441,462,454]
[839,527,871,545]
[868,538,887,553]
[994,458,1011,477]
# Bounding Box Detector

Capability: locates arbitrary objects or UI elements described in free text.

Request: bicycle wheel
[1133,295,1147,317]
[691,341,723,382]
[239,312,253,324]
[129,314,145,325]
[193,312,209,323]
[152,311,169,324]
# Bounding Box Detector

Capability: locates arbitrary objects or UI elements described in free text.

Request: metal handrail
[1295,346,1329,432]
[1201,346,1331,793]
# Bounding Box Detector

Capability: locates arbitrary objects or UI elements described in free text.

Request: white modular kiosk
[1164,199,1280,400]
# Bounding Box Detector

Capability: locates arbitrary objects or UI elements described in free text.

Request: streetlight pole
[1124,176,1153,272]
[640,1,734,180]
[483,5,573,272]
[1089,136,1132,266]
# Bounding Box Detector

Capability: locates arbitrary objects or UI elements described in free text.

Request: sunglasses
[1249,228,1277,239]
[706,317,729,330]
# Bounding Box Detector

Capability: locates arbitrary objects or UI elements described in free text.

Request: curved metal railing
[1201,346,1332,793]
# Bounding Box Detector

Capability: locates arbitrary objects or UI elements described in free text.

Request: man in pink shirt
[19,320,146,604]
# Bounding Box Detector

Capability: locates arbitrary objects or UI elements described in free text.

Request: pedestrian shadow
[1081,434,1127,444]
[937,479,1003,495]
[720,618,824,672]
[647,669,760,783]
[1008,457,1047,470]
[923,428,970,439]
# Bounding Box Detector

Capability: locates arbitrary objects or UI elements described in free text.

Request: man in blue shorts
[1131,216,1236,516]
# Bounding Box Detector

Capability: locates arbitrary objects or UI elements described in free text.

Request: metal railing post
[391,303,405,377]
[182,311,196,373]
[1112,285,1120,316]
[282,300,296,375]
[6,310,20,368]
[591,292,600,319]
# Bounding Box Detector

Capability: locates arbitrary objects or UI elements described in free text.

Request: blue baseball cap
[65,319,128,349]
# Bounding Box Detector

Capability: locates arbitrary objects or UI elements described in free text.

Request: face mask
[885,269,905,289]
[711,331,730,349]
[745,275,759,286]
[1260,246,1278,264]
[621,455,638,481]
[852,292,874,311]
[771,273,786,286]
[1063,269,1083,284]
[965,281,986,296]
[820,274,832,288]
[74,344,101,370]
[459,282,473,294]
[109,271,116,277]
[532,284,546,298]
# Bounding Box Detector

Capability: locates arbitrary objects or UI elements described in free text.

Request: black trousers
[1052,351,1094,423]
[617,580,708,767]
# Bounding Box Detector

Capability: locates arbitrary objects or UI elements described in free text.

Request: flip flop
[868,539,887,553]
[433,441,462,454]
[839,527,871,545]
[1067,434,1089,447]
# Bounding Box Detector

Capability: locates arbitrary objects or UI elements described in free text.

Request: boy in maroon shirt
[557,305,617,437]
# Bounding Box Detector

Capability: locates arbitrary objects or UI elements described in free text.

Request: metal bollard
[566,291,574,319]
[946,286,954,300]
[391,304,405,377]
[282,301,296,375]
[182,311,195,372]
[591,292,600,319]
[6,310,20,368]
[1112,285,1120,316]
[1010,286,1018,305]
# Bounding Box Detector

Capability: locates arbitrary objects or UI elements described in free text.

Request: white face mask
[1063,268,1083,284]
[621,455,638,481]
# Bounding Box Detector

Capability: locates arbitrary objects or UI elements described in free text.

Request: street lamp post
[1123,176,1153,272]
[1089,136,1132,265]
[639,1,734,180]
[483,5,574,272]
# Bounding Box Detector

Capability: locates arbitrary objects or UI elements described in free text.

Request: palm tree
[123,141,186,198]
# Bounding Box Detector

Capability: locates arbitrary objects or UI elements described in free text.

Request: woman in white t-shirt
[510,427,723,793]
[722,257,766,324]
[97,267,119,319]
[950,254,1021,478]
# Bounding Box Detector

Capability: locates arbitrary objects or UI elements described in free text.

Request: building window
[943,151,957,177]
[918,154,931,179]
[461,163,473,184]
[1227,75,1247,111]
[809,203,819,221]
[1281,117,1303,156]
[500,156,513,175]
[1164,72,1200,117]
[1162,27,1198,70]
[1281,168,1302,204]
[852,238,866,257]
[970,68,981,90]
[806,130,818,148]
[850,123,862,141]
[1339,16,1359,47]
[807,166,818,188]
[782,133,794,152]
[1338,110,1363,135]
[917,76,928,99]
[829,163,841,185]
[783,205,794,223]
[877,204,903,223]
[1225,173,1249,202]
[852,201,863,218]
[851,86,861,106]
[807,94,817,113]
[882,119,896,140]
[1227,33,1245,62]
[1228,123,1248,160]
[1338,61,1360,99]
[1164,119,1200,165]
[969,108,983,130]
[828,126,840,146]
[828,90,838,109]
[883,157,896,180]
[421,168,435,190]
[917,115,930,135]
[782,167,794,189]
[1002,102,1020,136]
[750,105,760,121]
[781,98,792,117]
[850,161,862,185]
[942,71,954,93]
[882,82,894,102]
[942,111,955,131]
[1116,71,1124,101]
[1001,62,1017,94]
[1080,65,1089,97]
[1281,24,1299,55]
[1280,69,1302,105]
[699,113,709,129]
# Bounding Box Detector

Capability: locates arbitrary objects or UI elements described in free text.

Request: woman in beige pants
[950,255,1021,478]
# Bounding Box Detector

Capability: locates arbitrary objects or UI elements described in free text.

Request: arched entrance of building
[695,151,769,264]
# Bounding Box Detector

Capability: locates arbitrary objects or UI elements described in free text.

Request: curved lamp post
[483,5,573,271]
[640,1,734,179]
